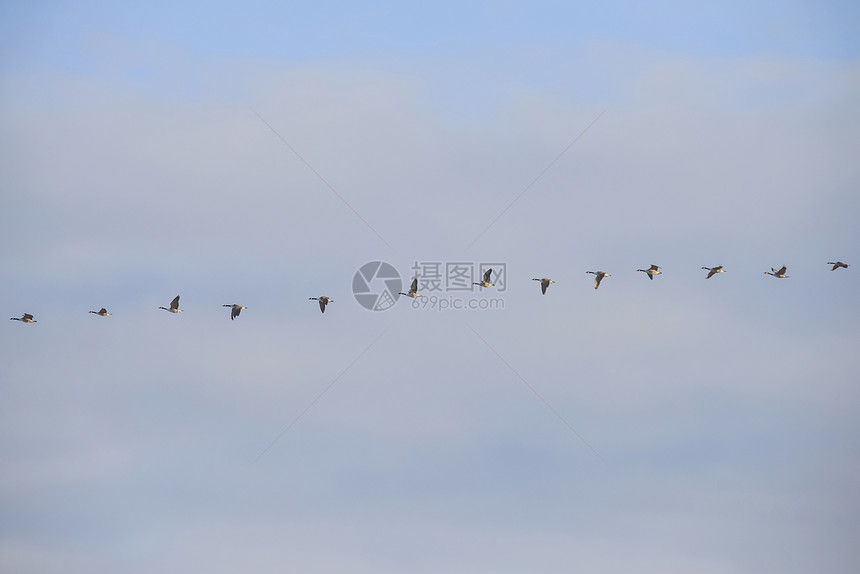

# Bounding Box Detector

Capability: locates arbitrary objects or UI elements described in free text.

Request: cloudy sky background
[2,2,859,572]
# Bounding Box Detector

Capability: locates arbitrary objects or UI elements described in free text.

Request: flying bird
[637,264,662,280]
[159,295,183,313]
[10,313,36,323]
[398,278,423,298]
[828,261,849,271]
[89,308,111,316]
[473,268,494,288]
[765,266,789,278]
[702,266,725,279]
[223,304,246,320]
[586,271,611,290]
[532,277,555,294]
[308,296,333,313]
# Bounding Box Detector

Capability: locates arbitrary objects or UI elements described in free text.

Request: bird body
[223,304,246,320]
[309,296,333,313]
[637,264,662,280]
[828,261,849,271]
[765,266,789,278]
[473,268,495,288]
[532,277,555,294]
[399,278,423,298]
[10,313,36,323]
[89,308,111,316]
[702,266,725,279]
[159,296,183,313]
[586,271,610,290]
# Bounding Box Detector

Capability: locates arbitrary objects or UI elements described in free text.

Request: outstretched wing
[483,268,493,283]
[170,295,180,309]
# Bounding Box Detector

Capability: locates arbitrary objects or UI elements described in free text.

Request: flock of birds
[9,294,333,323]
[7,261,851,323]
[563,260,851,291]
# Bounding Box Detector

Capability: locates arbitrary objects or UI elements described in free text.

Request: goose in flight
[10,313,36,323]
[309,296,333,313]
[89,308,111,316]
[159,295,183,313]
[532,277,555,294]
[828,261,849,271]
[637,265,662,280]
[473,268,494,288]
[586,271,610,290]
[702,266,725,279]
[223,304,246,320]
[765,266,789,278]
[399,278,423,298]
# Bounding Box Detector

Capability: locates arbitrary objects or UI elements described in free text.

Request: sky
[1,1,859,572]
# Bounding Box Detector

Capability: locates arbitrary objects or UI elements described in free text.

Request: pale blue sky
[2,2,859,573]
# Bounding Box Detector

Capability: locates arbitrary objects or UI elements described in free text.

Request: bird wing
[170,296,180,309]
[410,278,418,293]
[541,281,547,294]
[232,307,241,319]
[23,314,34,320]
[707,269,716,278]
[777,266,787,275]
[319,300,326,313]
[483,268,493,283]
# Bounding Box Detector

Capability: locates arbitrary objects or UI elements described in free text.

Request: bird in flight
[473,268,494,288]
[637,264,662,280]
[10,313,36,323]
[827,261,849,271]
[159,296,183,313]
[764,266,789,278]
[89,308,111,316]
[399,278,423,298]
[586,271,611,290]
[532,277,555,294]
[702,265,725,279]
[308,296,333,313]
[223,304,246,320]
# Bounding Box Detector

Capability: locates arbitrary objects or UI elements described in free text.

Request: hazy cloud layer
[2,2,859,573]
